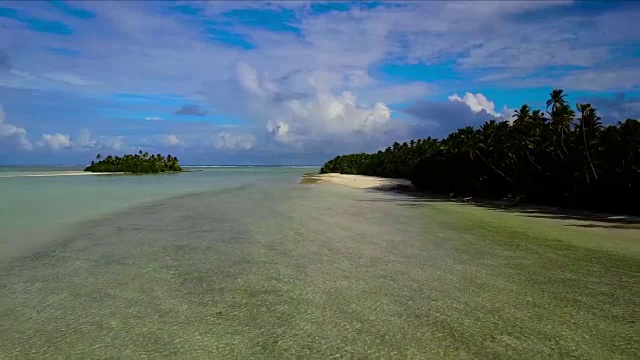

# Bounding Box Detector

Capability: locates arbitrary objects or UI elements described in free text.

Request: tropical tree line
[320,90,640,214]
[85,151,183,173]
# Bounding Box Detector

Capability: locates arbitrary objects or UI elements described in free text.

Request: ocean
[0,166,314,259]
[1,166,636,357]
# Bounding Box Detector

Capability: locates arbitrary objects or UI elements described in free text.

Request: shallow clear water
[1,167,637,358]
[0,166,312,259]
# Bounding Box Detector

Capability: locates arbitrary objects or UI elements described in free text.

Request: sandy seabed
[2,174,638,358]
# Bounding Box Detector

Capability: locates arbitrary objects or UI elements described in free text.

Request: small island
[84,151,183,174]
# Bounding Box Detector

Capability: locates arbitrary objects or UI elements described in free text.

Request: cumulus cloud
[215,131,255,150]
[39,130,124,151]
[41,133,73,150]
[222,63,396,149]
[175,104,208,116]
[2,1,639,163]
[448,92,503,117]
[0,105,32,150]
[265,120,290,141]
[76,129,96,148]
[101,136,125,151]
[164,134,183,147]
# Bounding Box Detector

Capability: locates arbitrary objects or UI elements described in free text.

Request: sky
[0,0,639,165]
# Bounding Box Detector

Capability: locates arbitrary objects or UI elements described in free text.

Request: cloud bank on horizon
[0,0,638,164]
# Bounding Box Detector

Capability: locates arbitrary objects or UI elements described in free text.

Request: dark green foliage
[84,151,183,174]
[320,89,640,214]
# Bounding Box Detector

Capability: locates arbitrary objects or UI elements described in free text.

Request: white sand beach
[306,172,414,189]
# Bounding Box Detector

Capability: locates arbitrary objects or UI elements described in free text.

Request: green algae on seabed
[299,173,322,184]
[2,183,639,358]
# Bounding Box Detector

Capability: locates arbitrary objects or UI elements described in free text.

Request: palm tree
[86,152,183,173]
[576,103,601,181]
[513,104,531,126]
[546,89,567,114]
[530,110,546,124]
[318,89,639,214]
[546,90,573,158]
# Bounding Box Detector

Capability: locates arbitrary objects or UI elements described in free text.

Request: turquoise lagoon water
[2,166,637,358]
[0,166,313,259]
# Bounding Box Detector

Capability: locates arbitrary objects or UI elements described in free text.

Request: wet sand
[2,180,638,358]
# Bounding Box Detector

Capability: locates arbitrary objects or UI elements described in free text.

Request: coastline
[302,173,640,224]
[301,172,414,190]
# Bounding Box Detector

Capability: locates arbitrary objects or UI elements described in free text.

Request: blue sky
[0,0,638,165]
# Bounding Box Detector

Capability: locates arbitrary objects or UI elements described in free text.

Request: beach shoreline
[301,172,414,190]
[302,173,640,223]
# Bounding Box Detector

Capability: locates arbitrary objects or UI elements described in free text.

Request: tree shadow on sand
[361,185,640,229]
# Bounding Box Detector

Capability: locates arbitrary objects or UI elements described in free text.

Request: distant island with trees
[320,89,639,215]
[84,151,183,173]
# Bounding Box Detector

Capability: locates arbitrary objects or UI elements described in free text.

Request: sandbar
[0,171,120,178]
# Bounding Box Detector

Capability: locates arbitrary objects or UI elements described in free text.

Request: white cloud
[76,129,96,148]
[0,105,33,150]
[236,62,279,99]
[42,72,96,86]
[2,1,638,162]
[448,92,503,117]
[41,133,73,150]
[99,136,125,151]
[164,134,183,147]
[10,69,37,81]
[215,131,255,150]
[266,120,290,140]
[39,130,124,151]
[226,63,396,148]
[501,105,517,122]
[146,117,163,121]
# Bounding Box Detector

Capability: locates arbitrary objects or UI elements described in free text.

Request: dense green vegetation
[320,89,640,214]
[84,151,182,173]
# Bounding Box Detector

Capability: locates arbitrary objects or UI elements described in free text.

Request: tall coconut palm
[576,103,601,181]
[546,90,574,158]
[513,104,531,126]
[546,89,567,114]
[530,110,546,125]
